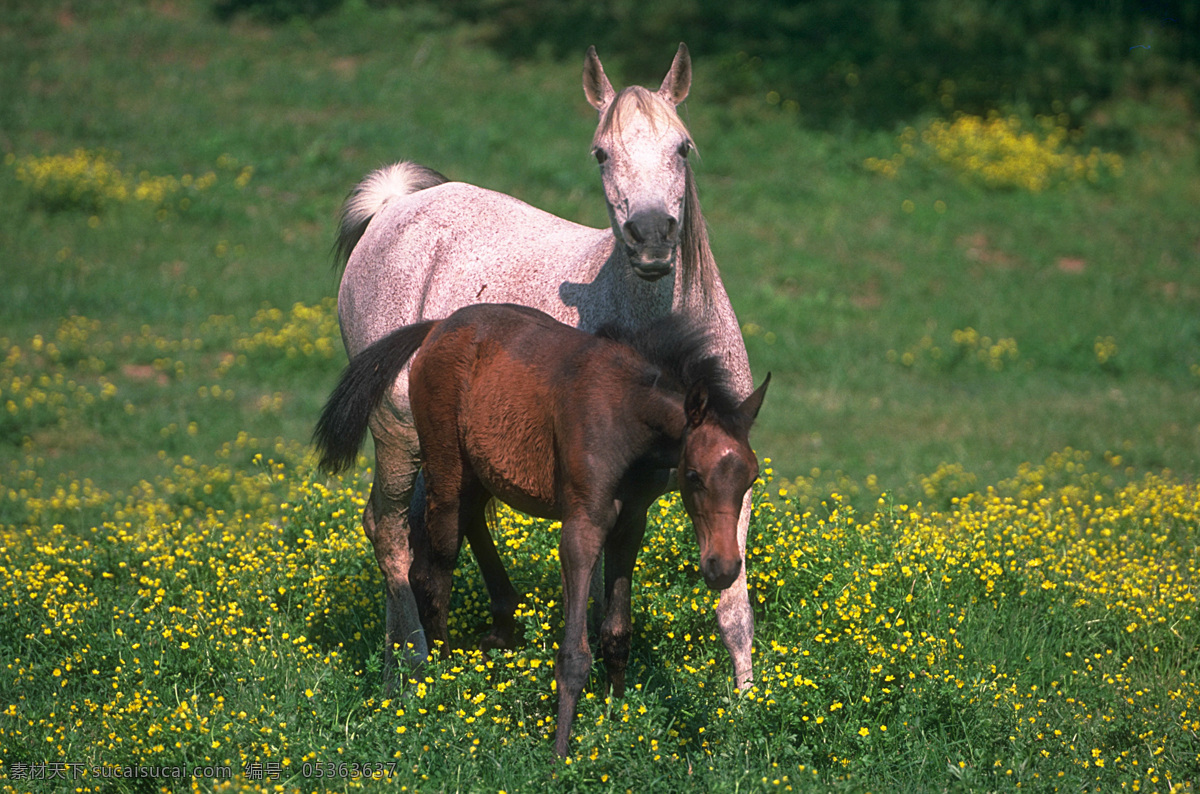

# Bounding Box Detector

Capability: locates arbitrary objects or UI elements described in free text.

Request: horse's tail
[334,161,448,268]
[313,318,439,473]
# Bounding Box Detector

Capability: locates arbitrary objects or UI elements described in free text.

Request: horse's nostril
[625,210,679,248]
[623,219,644,244]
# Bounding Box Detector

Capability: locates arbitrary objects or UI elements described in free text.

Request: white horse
[334,43,759,689]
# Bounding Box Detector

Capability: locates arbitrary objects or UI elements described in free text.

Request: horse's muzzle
[624,209,679,281]
[630,256,675,281]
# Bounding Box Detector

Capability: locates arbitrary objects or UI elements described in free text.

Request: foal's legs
[554,514,606,758]
[464,502,521,651]
[412,470,488,656]
[589,482,758,690]
[598,501,651,698]
[589,472,671,636]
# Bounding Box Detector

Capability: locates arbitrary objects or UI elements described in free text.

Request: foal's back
[410,304,644,520]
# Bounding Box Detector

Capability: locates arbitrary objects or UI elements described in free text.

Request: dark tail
[313,319,439,473]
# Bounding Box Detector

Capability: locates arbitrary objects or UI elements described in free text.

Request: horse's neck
[605,241,715,314]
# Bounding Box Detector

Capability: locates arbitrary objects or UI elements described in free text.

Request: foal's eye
[593,148,608,165]
[684,469,704,490]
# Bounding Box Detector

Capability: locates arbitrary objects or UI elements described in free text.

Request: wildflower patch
[888,326,1021,373]
[2,429,1197,790]
[865,114,1124,192]
[6,149,253,216]
[0,306,1196,791]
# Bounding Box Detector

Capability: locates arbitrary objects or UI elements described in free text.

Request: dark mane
[595,315,745,428]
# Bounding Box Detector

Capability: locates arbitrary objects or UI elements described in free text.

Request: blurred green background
[2,0,1198,505]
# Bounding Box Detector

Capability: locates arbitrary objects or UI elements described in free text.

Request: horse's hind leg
[362,425,427,691]
[465,500,520,651]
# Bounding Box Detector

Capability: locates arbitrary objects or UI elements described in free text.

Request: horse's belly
[460,389,559,520]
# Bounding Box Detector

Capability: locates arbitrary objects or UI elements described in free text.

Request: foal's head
[597,315,769,590]
[583,44,694,282]
[679,375,770,590]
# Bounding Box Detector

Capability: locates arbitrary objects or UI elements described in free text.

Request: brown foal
[315,302,768,756]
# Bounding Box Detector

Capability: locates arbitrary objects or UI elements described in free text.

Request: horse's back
[339,182,613,358]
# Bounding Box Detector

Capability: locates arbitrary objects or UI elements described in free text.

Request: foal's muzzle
[700,556,741,591]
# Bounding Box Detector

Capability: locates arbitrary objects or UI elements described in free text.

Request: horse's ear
[737,372,771,424]
[583,45,615,111]
[685,379,709,428]
[658,42,691,106]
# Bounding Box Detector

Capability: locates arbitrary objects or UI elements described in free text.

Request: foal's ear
[583,45,615,111]
[658,42,691,106]
[737,372,771,424]
[685,379,710,428]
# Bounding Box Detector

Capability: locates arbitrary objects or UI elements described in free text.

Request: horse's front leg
[554,515,605,758]
[714,490,755,689]
[599,502,651,698]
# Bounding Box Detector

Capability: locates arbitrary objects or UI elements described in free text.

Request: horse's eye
[593,148,608,165]
[677,141,691,159]
[684,469,704,490]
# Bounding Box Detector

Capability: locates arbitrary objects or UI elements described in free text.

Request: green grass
[1,2,1199,791]
[2,439,1197,791]
[4,2,1198,499]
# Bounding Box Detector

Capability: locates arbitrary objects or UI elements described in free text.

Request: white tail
[335,161,447,267]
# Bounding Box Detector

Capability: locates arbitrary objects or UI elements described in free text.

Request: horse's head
[678,374,770,590]
[584,44,694,282]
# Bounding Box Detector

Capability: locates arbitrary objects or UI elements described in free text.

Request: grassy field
[2,1,1197,496]
[2,1,1199,791]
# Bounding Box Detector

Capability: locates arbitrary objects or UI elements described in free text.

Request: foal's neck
[632,380,689,466]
